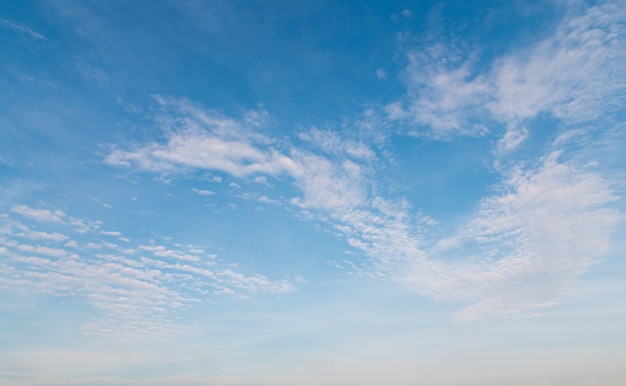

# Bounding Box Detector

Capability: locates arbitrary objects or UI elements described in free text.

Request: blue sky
[1,0,626,385]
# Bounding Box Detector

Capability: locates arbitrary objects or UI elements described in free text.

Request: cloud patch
[0,204,297,337]
[100,2,624,322]
[105,97,299,178]
[11,205,66,223]
[392,1,626,146]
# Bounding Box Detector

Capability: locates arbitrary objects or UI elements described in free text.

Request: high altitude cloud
[105,109,621,321]
[105,96,299,178]
[391,1,625,149]
[0,206,295,337]
[104,2,624,321]
[0,17,47,41]
[418,151,620,321]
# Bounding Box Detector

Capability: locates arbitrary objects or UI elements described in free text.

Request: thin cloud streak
[0,205,296,337]
[102,2,624,321]
[0,18,47,41]
[391,1,626,148]
[105,97,299,178]
[104,101,622,321]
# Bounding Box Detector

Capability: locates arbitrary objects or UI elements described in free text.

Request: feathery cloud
[0,205,298,337]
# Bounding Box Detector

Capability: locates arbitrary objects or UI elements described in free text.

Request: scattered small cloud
[496,126,529,155]
[253,176,269,185]
[11,205,66,223]
[258,196,280,205]
[0,156,15,167]
[299,127,376,161]
[0,203,300,337]
[390,1,625,146]
[100,230,122,237]
[97,2,625,323]
[192,188,215,196]
[391,9,413,23]
[105,96,298,178]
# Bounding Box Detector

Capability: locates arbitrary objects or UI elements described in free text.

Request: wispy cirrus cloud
[0,18,47,41]
[390,1,626,152]
[104,90,622,321]
[298,127,376,161]
[418,150,620,321]
[391,50,491,138]
[102,2,624,321]
[191,188,214,196]
[105,96,299,178]
[0,205,296,337]
[100,230,122,237]
[488,2,625,125]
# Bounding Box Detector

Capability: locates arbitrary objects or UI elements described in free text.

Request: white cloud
[103,89,623,321]
[217,269,294,294]
[489,3,625,124]
[496,126,529,155]
[11,224,68,242]
[292,146,620,321]
[0,237,18,248]
[139,244,201,262]
[100,230,122,237]
[393,2,626,144]
[290,152,369,211]
[192,188,214,196]
[258,196,280,205]
[423,151,619,321]
[396,48,491,138]
[69,217,101,234]
[11,205,66,223]
[16,244,79,259]
[253,176,269,185]
[99,2,625,321]
[299,127,376,161]
[105,97,299,178]
[1,204,299,337]
[64,240,79,248]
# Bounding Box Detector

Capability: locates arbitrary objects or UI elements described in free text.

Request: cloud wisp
[0,17,47,41]
[0,206,295,338]
[103,2,624,321]
[390,1,626,151]
[105,96,299,178]
[417,151,621,321]
[104,105,621,322]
